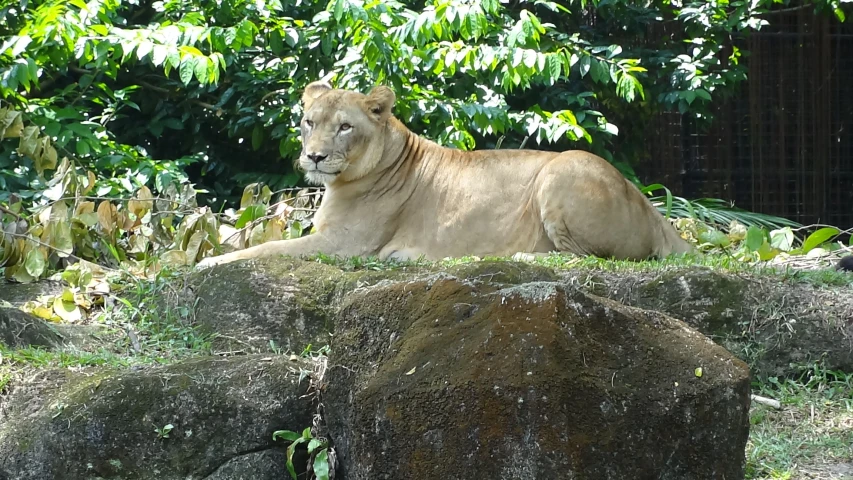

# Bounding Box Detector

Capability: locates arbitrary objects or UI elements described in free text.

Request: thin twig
[790,224,853,235]
[0,205,22,221]
[254,88,290,108]
[41,195,200,212]
[1,231,119,272]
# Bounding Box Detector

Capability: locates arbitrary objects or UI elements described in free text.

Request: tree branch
[0,205,23,221]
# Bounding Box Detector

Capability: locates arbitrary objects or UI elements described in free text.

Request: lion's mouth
[313,168,341,175]
[304,165,342,175]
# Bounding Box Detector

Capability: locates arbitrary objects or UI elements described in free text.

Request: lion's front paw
[196,256,225,270]
[511,252,547,263]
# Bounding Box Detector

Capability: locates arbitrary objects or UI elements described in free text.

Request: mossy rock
[581,268,853,377]
[185,258,562,355]
[0,355,316,480]
[0,306,63,349]
[187,258,346,353]
[0,280,65,307]
[324,277,751,479]
[188,258,853,377]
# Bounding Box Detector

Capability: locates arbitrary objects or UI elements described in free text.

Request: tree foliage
[0,0,847,281]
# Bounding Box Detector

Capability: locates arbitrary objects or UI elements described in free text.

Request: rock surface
[5,257,848,479]
[581,268,853,376]
[0,306,64,348]
[184,260,853,378]
[324,276,751,480]
[0,355,315,480]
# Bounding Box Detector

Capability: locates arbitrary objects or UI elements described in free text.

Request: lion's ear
[364,85,395,122]
[302,81,332,111]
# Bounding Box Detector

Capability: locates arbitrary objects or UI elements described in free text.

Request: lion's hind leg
[536,158,656,261]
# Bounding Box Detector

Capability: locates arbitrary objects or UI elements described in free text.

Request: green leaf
[313,449,330,480]
[194,57,209,84]
[285,440,300,480]
[15,63,30,90]
[522,49,536,68]
[272,430,301,442]
[698,228,730,247]
[162,118,184,130]
[27,58,38,83]
[546,53,561,83]
[136,41,153,61]
[307,438,324,454]
[616,74,635,102]
[236,19,256,48]
[334,0,345,22]
[756,240,780,261]
[694,89,712,101]
[745,226,765,252]
[235,204,266,229]
[579,55,590,77]
[251,124,264,150]
[507,22,524,47]
[269,29,284,55]
[24,247,46,278]
[178,45,204,57]
[179,57,196,85]
[590,59,607,84]
[802,227,840,253]
[76,139,91,156]
[151,45,168,66]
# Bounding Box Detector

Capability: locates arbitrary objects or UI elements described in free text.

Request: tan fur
[197,82,694,268]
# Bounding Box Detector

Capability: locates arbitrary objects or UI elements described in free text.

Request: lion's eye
[305,120,314,128]
[339,123,352,132]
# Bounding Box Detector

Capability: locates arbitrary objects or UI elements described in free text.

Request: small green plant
[300,344,330,358]
[154,423,174,439]
[0,367,12,393]
[272,427,331,480]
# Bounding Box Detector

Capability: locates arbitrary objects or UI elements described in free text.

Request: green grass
[303,251,853,288]
[747,364,853,479]
[0,268,213,382]
[99,268,214,358]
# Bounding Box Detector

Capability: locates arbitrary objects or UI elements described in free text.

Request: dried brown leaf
[97,201,117,234]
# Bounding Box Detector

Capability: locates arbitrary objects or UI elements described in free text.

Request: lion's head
[297,81,396,185]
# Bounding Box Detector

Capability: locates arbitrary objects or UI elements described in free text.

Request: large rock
[0,355,316,480]
[0,306,64,348]
[186,259,853,378]
[189,259,349,353]
[187,259,558,354]
[325,275,751,480]
[581,268,853,376]
[0,279,65,306]
[18,258,844,479]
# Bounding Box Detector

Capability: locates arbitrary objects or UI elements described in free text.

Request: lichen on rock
[324,276,751,479]
[4,256,850,480]
[0,355,316,480]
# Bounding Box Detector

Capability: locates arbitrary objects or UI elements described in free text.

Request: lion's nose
[307,153,328,164]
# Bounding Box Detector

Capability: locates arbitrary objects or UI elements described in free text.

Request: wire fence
[641,7,853,228]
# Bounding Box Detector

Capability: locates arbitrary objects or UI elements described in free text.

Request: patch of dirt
[798,463,853,480]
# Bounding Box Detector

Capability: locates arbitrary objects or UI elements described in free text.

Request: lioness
[197,81,694,268]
